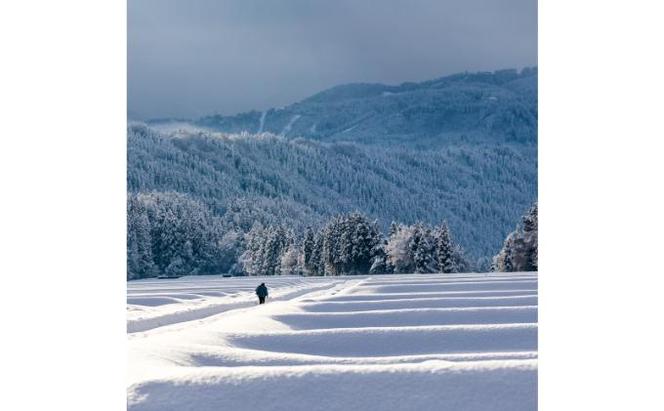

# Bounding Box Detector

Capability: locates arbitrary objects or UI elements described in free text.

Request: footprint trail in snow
[128,272,537,411]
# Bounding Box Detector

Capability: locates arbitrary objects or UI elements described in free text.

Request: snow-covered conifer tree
[435,222,457,273]
[386,225,416,273]
[410,224,436,273]
[370,239,392,274]
[260,226,288,276]
[239,223,265,276]
[127,195,155,279]
[522,202,538,271]
[280,243,302,276]
[493,202,537,272]
[388,221,400,237]
[311,231,325,276]
[303,227,315,274]
[322,213,382,275]
[451,243,471,273]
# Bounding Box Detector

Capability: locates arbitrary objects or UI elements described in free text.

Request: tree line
[128,191,537,280]
[240,213,470,277]
[128,192,475,279]
[492,202,538,272]
[128,124,537,260]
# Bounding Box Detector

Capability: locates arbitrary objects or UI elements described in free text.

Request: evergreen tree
[370,239,392,274]
[218,229,244,274]
[311,231,325,276]
[386,224,416,273]
[303,227,315,272]
[388,221,400,237]
[504,234,515,272]
[410,224,435,273]
[523,203,538,233]
[321,212,382,275]
[493,202,537,272]
[239,223,265,276]
[522,202,538,271]
[435,222,456,273]
[280,243,302,276]
[261,226,287,276]
[127,195,155,279]
[451,243,471,273]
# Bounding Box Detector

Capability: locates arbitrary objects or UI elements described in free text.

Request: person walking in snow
[256,282,268,304]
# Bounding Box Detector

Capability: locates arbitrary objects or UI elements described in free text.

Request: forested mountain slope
[131,68,537,264]
[190,68,537,146]
[128,124,536,260]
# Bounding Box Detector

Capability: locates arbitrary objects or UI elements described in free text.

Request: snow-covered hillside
[128,273,537,410]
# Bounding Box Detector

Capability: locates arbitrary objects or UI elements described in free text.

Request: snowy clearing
[128,272,537,411]
[279,114,301,136]
[258,110,267,133]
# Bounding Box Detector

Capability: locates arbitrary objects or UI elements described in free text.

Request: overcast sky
[128,0,536,120]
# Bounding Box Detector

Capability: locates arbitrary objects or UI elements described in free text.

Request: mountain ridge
[186,67,536,146]
[132,68,537,262]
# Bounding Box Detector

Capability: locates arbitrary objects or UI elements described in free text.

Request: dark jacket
[256,284,268,298]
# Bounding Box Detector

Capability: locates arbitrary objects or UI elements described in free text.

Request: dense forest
[127,191,537,280]
[127,192,478,279]
[128,69,537,278]
[128,125,535,259]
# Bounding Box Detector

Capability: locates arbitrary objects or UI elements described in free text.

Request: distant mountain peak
[188,68,536,145]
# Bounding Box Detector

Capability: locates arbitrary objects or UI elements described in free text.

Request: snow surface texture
[128,273,537,411]
[127,276,345,333]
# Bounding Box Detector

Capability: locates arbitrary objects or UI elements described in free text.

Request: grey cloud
[128,0,537,119]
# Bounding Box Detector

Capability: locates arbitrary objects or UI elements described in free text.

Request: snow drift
[128,272,537,410]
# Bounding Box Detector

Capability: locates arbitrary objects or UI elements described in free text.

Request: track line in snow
[324,289,538,301]
[279,114,301,136]
[188,348,538,368]
[128,273,538,410]
[257,110,267,133]
[228,323,537,357]
[128,279,350,334]
[300,294,538,312]
[275,305,538,329]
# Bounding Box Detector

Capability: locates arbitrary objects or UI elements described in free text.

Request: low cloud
[128,0,537,119]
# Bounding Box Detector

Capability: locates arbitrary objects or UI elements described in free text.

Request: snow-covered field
[127,276,345,333]
[128,273,538,410]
